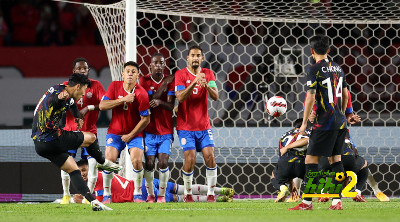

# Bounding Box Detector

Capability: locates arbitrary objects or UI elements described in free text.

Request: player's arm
[175,73,205,103]
[99,94,134,111]
[121,115,150,143]
[341,87,349,114]
[150,95,175,111]
[300,90,315,134]
[69,101,84,129]
[204,81,218,101]
[153,75,175,100]
[280,138,309,156]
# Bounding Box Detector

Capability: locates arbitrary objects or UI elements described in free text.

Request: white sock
[302,200,312,205]
[61,170,70,196]
[293,178,302,191]
[133,168,144,195]
[177,195,184,202]
[182,170,194,195]
[102,170,114,196]
[367,169,381,195]
[159,167,170,196]
[143,169,155,196]
[332,199,341,205]
[355,189,362,195]
[280,185,287,192]
[206,166,217,196]
[192,184,209,195]
[87,157,98,193]
[193,195,208,202]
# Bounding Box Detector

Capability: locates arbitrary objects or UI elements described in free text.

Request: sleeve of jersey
[96,82,106,102]
[306,67,317,90]
[345,89,353,114]
[175,71,185,91]
[102,82,115,101]
[138,91,150,116]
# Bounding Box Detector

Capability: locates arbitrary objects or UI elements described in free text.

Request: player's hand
[308,111,316,123]
[80,106,89,117]
[75,118,84,130]
[290,185,299,199]
[195,73,205,85]
[200,78,208,88]
[299,124,307,135]
[150,99,161,108]
[73,194,83,204]
[121,93,135,103]
[280,147,288,156]
[348,114,361,124]
[121,134,133,143]
[58,90,70,100]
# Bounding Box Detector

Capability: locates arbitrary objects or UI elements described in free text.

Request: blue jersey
[306,58,347,131]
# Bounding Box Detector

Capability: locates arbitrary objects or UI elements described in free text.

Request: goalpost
[84,0,400,197]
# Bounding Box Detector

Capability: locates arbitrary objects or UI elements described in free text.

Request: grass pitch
[0,199,398,222]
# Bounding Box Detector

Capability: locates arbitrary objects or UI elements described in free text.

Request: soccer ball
[266,96,287,117]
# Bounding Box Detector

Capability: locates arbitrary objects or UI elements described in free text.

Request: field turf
[0,199,398,222]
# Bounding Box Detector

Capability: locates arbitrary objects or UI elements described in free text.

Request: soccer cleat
[184,194,195,202]
[133,195,146,203]
[287,194,300,202]
[221,188,235,198]
[91,199,113,211]
[83,198,90,204]
[288,202,313,211]
[60,195,71,204]
[146,195,156,203]
[353,194,366,202]
[157,196,166,203]
[96,159,122,173]
[207,195,216,202]
[328,201,343,210]
[275,186,290,203]
[217,195,233,202]
[318,197,330,202]
[102,195,112,204]
[376,192,390,202]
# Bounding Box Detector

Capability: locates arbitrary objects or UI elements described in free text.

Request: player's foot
[102,195,112,204]
[91,199,113,211]
[207,195,216,202]
[287,194,300,202]
[288,202,313,210]
[83,198,90,204]
[184,194,195,202]
[275,186,290,203]
[97,159,122,173]
[146,195,156,203]
[221,188,235,198]
[60,195,71,204]
[217,195,233,202]
[134,195,146,203]
[353,194,366,202]
[318,197,330,202]
[328,201,343,210]
[376,192,390,202]
[157,196,166,203]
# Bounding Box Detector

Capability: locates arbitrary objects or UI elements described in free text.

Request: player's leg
[367,168,390,201]
[198,129,217,202]
[178,130,196,202]
[128,137,146,202]
[60,150,76,204]
[353,157,368,202]
[86,156,98,193]
[287,161,305,202]
[143,133,157,202]
[273,161,293,203]
[156,134,173,203]
[102,134,123,203]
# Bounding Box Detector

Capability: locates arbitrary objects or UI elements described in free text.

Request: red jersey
[175,68,216,131]
[63,79,105,135]
[94,172,134,203]
[303,89,353,114]
[103,81,150,136]
[139,75,175,135]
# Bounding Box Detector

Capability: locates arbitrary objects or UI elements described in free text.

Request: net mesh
[84,0,400,197]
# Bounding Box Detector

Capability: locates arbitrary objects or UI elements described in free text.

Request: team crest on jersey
[186,80,191,83]
[150,86,154,90]
[86,92,92,98]
[181,138,187,145]
[107,138,113,144]
[118,95,123,99]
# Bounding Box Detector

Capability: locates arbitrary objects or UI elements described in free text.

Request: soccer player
[99,61,150,203]
[290,35,348,210]
[271,119,310,203]
[32,73,121,211]
[60,58,106,204]
[175,45,219,202]
[73,160,234,203]
[139,53,175,203]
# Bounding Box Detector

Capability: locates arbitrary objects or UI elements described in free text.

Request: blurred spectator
[36,2,60,45]
[58,3,76,45]
[10,0,40,45]
[0,9,9,46]
[74,5,96,45]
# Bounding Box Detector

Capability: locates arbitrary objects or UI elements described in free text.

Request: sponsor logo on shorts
[107,138,113,144]
[181,138,187,145]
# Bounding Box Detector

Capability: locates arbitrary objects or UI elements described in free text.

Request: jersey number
[193,87,198,94]
[77,98,83,107]
[322,77,343,103]
[123,102,129,110]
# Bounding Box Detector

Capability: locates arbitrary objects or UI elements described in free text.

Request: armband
[208,80,217,88]
[88,105,95,111]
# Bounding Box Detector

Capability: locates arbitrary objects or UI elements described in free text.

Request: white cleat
[91,199,113,211]
[97,159,122,173]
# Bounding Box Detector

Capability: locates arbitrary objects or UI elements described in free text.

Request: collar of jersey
[151,74,164,84]
[186,67,202,77]
[123,85,135,94]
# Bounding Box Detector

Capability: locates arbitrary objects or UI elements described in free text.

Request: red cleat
[184,195,195,202]
[157,196,166,203]
[318,197,329,202]
[328,201,343,210]
[288,202,313,210]
[353,194,366,202]
[146,195,156,203]
[207,195,216,202]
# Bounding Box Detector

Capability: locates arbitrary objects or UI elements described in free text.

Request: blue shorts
[68,147,89,159]
[106,134,144,154]
[141,178,176,202]
[144,132,173,156]
[177,129,215,152]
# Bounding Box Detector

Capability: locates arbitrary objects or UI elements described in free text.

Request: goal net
[85,0,400,197]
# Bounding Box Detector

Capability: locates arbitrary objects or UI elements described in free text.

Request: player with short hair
[290,35,348,210]
[32,73,121,211]
[60,58,106,204]
[99,61,151,203]
[175,45,219,202]
[73,160,234,203]
[139,53,175,203]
